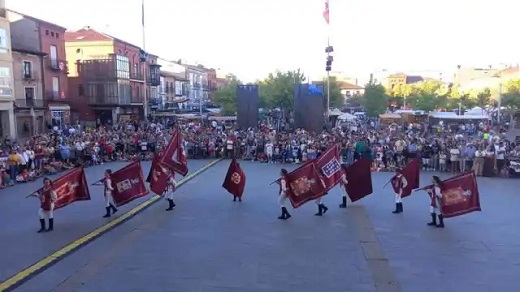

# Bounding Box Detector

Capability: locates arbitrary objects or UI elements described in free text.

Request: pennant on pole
[323,0,330,25]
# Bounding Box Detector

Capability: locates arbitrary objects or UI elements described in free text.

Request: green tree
[502,79,520,108]
[362,83,388,117]
[319,76,344,108]
[258,69,306,111]
[476,88,492,108]
[213,75,242,115]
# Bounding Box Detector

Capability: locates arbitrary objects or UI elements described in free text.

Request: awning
[48,104,70,111]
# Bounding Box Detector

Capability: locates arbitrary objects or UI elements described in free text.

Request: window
[0,67,12,96]
[45,30,49,36]
[52,76,59,96]
[115,55,130,79]
[50,32,55,37]
[0,28,7,54]
[23,61,32,78]
[56,33,59,38]
[50,45,58,68]
[78,84,84,96]
[25,87,35,100]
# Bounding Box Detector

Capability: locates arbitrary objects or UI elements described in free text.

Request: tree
[502,79,520,109]
[362,83,388,117]
[258,69,306,111]
[213,75,242,116]
[322,76,344,108]
[476,88,492,108]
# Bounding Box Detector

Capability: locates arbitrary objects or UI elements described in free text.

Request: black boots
[103,204,118,218]
[233,196,242,202]
[339,197,347,208]
[278,207,291,220]
[37,219,45,233]
[436,214,445,228]
[166,199,176,211]
[103,207,111,218]
[315,204,329,216]
[392,203,403,214]
[427,213,437,226]
[47,218,54,232]
[37,219,54,233]
[110,204,118,214]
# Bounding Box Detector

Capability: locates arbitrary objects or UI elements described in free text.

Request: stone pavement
[0,159,210,284]
[5,161,520,292]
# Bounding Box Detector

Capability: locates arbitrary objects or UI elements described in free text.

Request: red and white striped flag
[323,0,330,24]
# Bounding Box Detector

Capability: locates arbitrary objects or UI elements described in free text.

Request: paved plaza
[1,160,520,292]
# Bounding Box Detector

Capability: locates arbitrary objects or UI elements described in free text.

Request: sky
[6,0,520,82]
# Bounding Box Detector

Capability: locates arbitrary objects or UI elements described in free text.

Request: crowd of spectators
[0,116,518,189]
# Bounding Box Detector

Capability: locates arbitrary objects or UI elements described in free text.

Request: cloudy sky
[6,0,520,82]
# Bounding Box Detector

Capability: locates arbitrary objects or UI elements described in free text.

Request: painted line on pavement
[0,158,223,292]
[347,205,402,292]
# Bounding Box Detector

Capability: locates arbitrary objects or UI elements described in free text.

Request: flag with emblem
[286,162,328,208]
[222,158,246,198]
[109,161,149,207]
[391,157,420,198]
[159,127,188,176]
[344,158,373,202]
[419,171,481,218]
[40,167,91,210]
[149,158,173,195]
[314,145,342,191]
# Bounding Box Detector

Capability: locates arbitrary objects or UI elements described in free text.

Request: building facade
[205,67,217,100]
[385,73,424,89]
[184,64,208,111]
[65,27,148,124]
[144,53,160,114]
[7,9,69,128]
[339,81,364,102]
[0,5,15,138]
[12,48,45,137]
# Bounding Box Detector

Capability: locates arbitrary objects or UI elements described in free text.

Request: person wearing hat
[427,175,444,228]
[391,168,407,214]
[103,169,118,218]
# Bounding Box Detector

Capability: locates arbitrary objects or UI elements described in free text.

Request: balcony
[14,98,45,109]
[87,95,121,106]
[22,71,40,81]
[47,58,68,73]
[45,90,66,101]
[130,71,144,81]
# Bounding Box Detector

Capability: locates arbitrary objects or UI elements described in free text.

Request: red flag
[323,0,330,24]
[160,129,188,176]
[344,158,373,202]
[391,158,420,198]
[222,158,246,198]
[110,161,149,207]
[439,171,481,218]
[286,162,328,208]
[314,145,342,191]
[46,167,90,210]
[149,160,173,195]
[146,154,159,183]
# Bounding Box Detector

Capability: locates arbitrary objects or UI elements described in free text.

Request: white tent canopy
[329,108,343,116]
[429,111,490,120]
[338,113,357,121]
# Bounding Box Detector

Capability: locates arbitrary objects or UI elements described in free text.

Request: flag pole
[326,36,330,118]
[142,0,148,120]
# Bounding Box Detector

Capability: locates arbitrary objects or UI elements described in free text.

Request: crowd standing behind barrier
[0,118,518,189]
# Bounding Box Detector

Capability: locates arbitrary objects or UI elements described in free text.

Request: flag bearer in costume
[339,166,349,208]
[278,168,291,220]
[165,173,177,211]
[392,168,407,214]
[37,177,57,233]
[427,175,445,228]
[314,196,329,216]
[103,169,118,218]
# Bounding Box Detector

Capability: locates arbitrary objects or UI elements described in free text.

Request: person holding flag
[103,169,118,218]
[37,177,57,233]
[338,166,349,208]
[164,173,177,211]
[391,168,407,214]
[427,176,445,228]
[277,168,291,220]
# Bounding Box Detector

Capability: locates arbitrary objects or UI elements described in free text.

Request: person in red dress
[37,177,57,233]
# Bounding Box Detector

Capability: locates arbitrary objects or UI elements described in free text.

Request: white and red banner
[159,128,188,176]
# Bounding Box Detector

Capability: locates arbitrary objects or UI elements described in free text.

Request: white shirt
[495,146,506,160]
